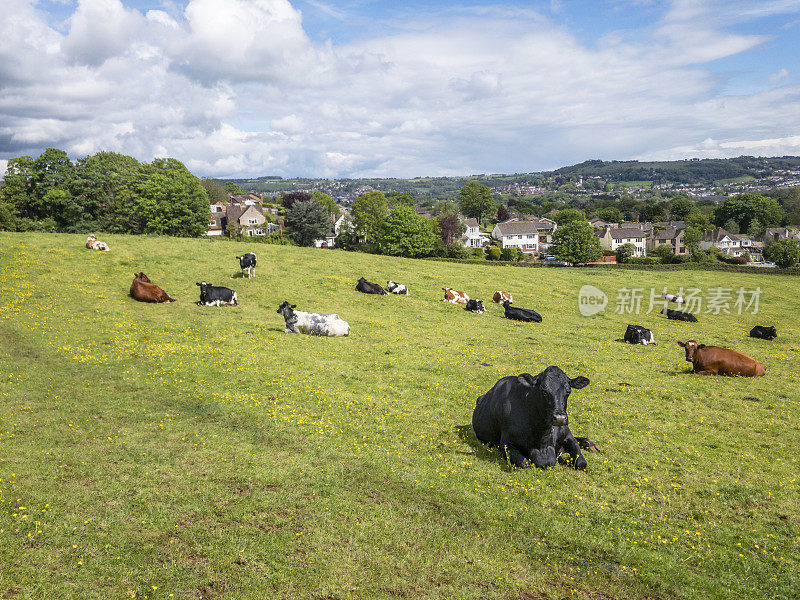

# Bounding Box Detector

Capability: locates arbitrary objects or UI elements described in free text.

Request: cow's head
[502,299,512,308]
[677,340,702,361]
[276,301,297,318]
[196,282,208,296]
[387,281,396,289]
[766,326,777,338]
[358,277,366,283]
[522,366,590,427]
[135,272,151,283]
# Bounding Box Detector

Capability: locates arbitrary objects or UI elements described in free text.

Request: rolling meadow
[0,232,798,600]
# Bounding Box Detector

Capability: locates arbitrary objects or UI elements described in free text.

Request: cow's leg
[505,445,531,468]
[530,446,557,469]
[695,369,717,375]
[558,430,588,470]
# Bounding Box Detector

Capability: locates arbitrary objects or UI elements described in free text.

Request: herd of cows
[81,235,781,471]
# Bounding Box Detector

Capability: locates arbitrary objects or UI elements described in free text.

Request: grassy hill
[1,233,798,600]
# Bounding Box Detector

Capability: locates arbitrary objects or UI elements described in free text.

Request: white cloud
[770,68,789,83]
[0,0,799,178]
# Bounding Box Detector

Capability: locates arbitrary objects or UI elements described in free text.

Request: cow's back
[473,376,518,446]
[696,347,765,376]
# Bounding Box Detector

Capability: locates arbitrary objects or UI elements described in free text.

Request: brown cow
[677,340,765,377]
[442,287,469,304]
[492,290,513,304]
[86,234,110,251]
[130,273,176,303]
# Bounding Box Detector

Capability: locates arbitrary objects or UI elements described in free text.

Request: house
[461,218,489,248]
[648,226,687,255]
[314,213,348,248]
[491,220,541,253]
[761,227,800,244]
[699,227,761,258]
[207,201,271,237]
[597,225,648,256]
[207,212,225,236]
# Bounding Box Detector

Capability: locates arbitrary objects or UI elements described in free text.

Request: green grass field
[1,233,798,600]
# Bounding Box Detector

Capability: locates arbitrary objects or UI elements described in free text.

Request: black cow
[624,324,655,345]
[661,307,697,322]
[236,253,257,278]
[465,299,485,313]
[750,325,777,340]
[196,282,238,306]
[502,300,542,323]
[356,277,387,295]
[472,366,596,470]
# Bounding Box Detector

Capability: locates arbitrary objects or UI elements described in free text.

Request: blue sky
[2,0,800,178]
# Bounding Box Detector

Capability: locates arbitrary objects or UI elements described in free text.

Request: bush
[487,247,502,261]
[616,243,637,264]
[718,255,747,265]
[500,247,522,262]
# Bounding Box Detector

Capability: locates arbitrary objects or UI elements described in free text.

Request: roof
[653,227,683,240]
[463,218,479,228]
[608,227,647,240]
[494,220,543,236]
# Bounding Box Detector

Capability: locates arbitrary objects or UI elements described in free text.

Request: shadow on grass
[455,424,513,471]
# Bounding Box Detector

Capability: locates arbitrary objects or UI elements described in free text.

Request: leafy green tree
[686,212,711,230]
[764,240,800,268]
[615,243,636,264]
[669,197,696,220]
[351,190,388,244]
[201,178,228,205]
[285,199,331,246]
[73,151,141,232]
[598,207,623,223]
[0,156,35,219]
[388,192,414,208]
[551,220,602,265]
[553,208,586,226]
[225,182,246,195]
[638,202,665,222]
[312,190,340,216]
[458,181,495,224]
[500,247,522,262]
[651,243,676,262]
[747,218,762,237]
[377,205,437,258]
[723,219,740,234]
[683,226,702,254]
[715,193,784,232]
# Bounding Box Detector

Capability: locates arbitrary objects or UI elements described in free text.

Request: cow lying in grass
[386,281,409,295]
[750,325,777,340]
[492,290,513,304]
[196,282,237,306]
[678,340,765,376]
[130,272,176,303]
[85,234,110,251]
[443,287,469,304]
[465,299,485,313]
[473,366,597,470]
[662,307,697,322]
[624,324,655,345]
[356,277,387,295]
[502,300,542,322]
[277,301,350,336]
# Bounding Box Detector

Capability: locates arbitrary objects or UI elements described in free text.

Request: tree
[351,190,388,245]
[281,191,311,210]
[764,239,800,268]
[551,220,602,265]
[496,205,511,222]
[598,207,623,223]
[747,218,762,237]
[683,226,702,253]
[553,208,586,226]
[458,181,495,224]
[669,197,696,220]
[285,199,331,246]
[686,212,711,230]
[715,193,784,232]
[651,243,676,262]
[388,192,414,208]
[201,178,228,205]
[377,205,438,258]
[225,182,246,195]
[312,191,339,216]
[437,212,466,246]
[616,243,636,264]
[723,218,740,234]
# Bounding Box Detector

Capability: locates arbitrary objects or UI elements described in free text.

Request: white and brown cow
[442,287,470,304]
[492,290,513,304]
[85,234,110,251]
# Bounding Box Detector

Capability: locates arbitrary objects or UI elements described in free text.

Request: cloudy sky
[2,0,800,178]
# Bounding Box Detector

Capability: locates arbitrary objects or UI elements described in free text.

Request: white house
[491,220,541,253]
[314,213,348,248]
[461,218,488,247]
[597,226,648,256]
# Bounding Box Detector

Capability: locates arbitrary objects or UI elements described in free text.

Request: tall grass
[0,232,797,600]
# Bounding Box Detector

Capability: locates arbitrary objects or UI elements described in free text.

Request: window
[209,220,216,226]
[248,218,258,225]
[255,229,264,235]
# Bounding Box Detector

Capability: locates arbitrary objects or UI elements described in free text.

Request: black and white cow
[662,292,684,304]
[276,301,350,336]
[624,324,656,345]
[386,281,409,295]
[236,253,257,278]
[661,307,697,322]
[472,366,596,470]
[502,300,542,323]
[356,277,387,295]
[465,299,486,313]
[750,325,777,340]
[196,282,238,306]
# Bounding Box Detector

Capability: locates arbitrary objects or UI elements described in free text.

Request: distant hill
[225,156,800,199]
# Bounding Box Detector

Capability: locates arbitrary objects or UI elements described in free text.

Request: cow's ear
[291,304,296,309]
[677,341,686,347]
[517,373,538,387]
[196,282,201,286]
[697,344,706,349]
[569,376,590,389]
